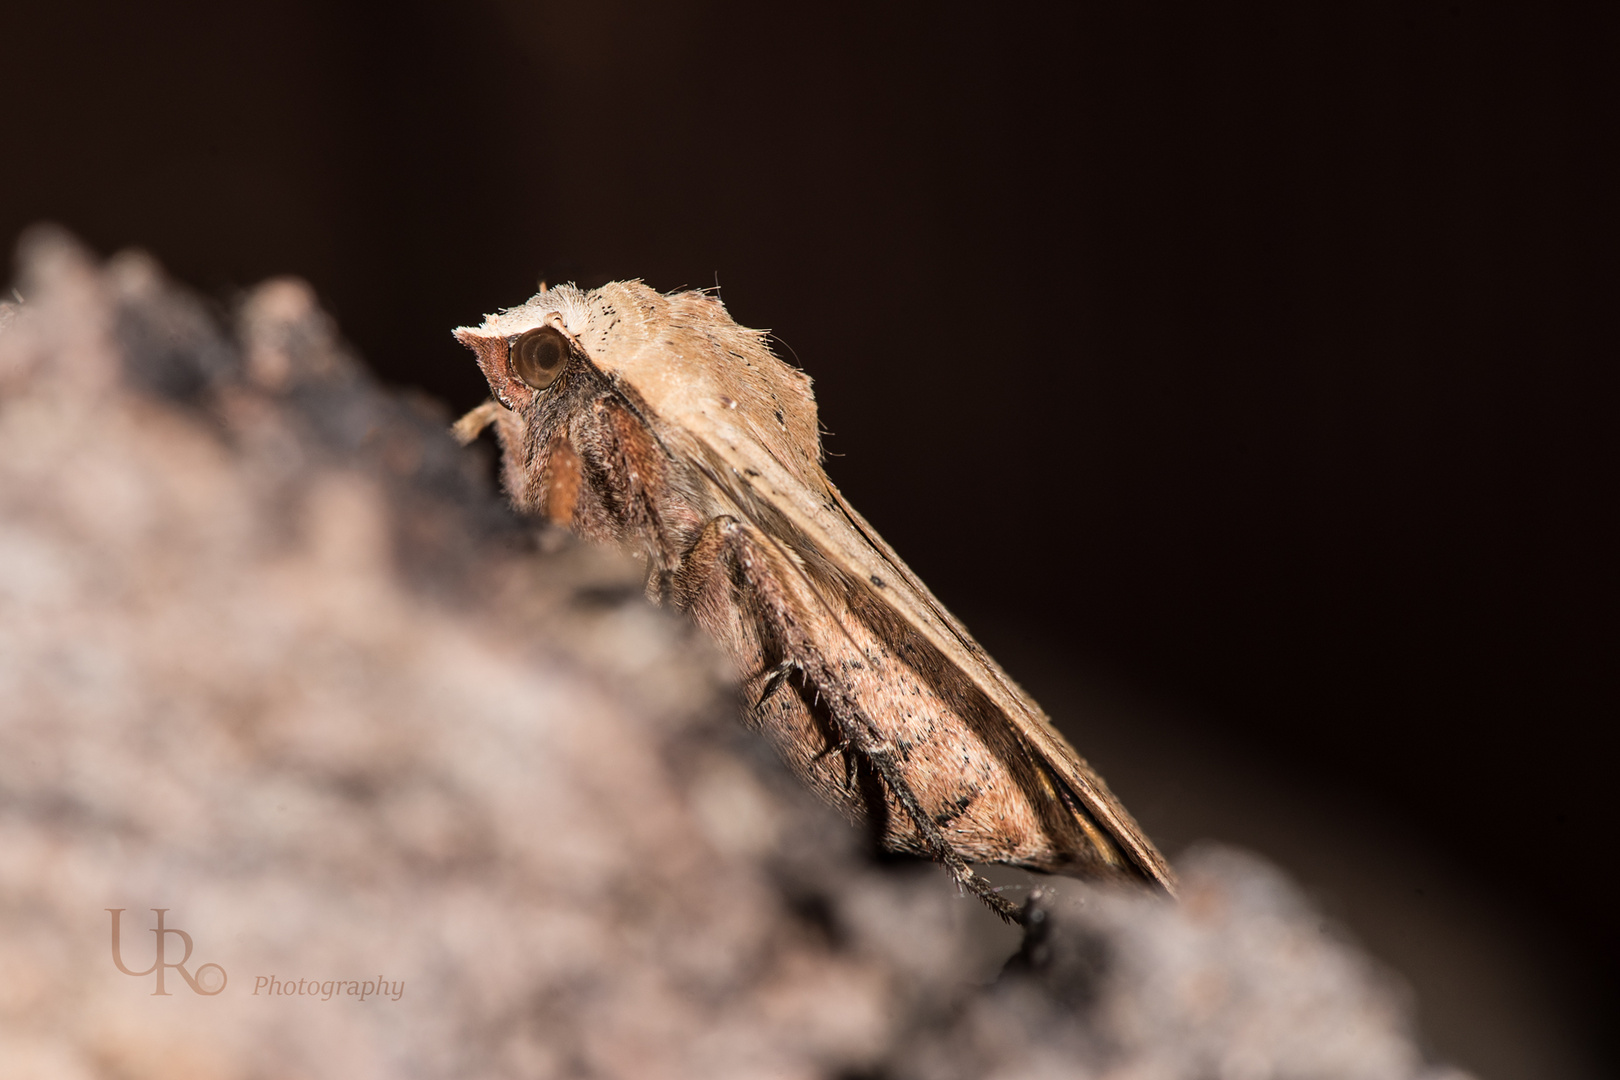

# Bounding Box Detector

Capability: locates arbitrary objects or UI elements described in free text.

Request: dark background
[4,2,1613,1074]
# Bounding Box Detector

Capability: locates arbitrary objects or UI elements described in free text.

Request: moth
[453,282,1174,919]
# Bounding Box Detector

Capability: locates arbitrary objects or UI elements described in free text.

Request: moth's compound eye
[510,326,569,390]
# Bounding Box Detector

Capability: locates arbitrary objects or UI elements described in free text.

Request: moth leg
[672,515,869,795]
[811,734,861,793]
[450,399,504,446]
[673,515,1023,924]
[755,661,855,784]
[755,659,798,707]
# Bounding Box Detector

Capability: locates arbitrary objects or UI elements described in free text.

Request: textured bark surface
[0,232,1471,1079]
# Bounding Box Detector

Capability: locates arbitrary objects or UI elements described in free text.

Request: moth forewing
[454,281,1176,911]
[640,366,1174,892]
[818,486,1178,892]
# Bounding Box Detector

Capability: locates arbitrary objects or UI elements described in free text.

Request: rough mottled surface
[901,847,1476,1080]
[0,232,1472,1079]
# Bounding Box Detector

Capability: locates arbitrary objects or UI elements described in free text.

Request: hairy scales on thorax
[454,281,1174,919]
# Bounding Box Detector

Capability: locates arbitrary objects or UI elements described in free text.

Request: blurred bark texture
[0,232,1472,1080]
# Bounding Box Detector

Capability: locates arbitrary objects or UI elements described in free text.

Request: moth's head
[452,284,593,413]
